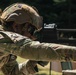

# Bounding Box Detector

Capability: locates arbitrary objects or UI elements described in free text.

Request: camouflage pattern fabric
[1,3,42,30]
[0,54,37,75]
[1,54,19,75]
[19,60,37,75]
[0,3,76,75]
[0,3,42,40]
[0,3,45,75]
[0,31,76,61]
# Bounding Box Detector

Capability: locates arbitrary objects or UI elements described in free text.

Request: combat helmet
[0,3,43,40]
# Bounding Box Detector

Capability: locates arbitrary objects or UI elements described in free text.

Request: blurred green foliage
[0,0,76,29]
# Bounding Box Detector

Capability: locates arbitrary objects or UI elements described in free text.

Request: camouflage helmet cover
[1,3,43,30]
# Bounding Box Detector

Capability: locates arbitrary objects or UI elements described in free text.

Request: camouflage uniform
[0,28,39,75]
[0,31,76,61]
[0,3,46,75]
[0,54,37,75]
[0,3,76,75]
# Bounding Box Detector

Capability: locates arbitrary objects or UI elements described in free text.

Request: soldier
[0,3,48,75]
[0,2,76,75]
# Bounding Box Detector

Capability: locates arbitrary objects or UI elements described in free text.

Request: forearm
[0,40,76,61]
[13,40,76,61]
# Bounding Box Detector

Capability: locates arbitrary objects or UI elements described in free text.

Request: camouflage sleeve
[15,40,76,61]
[0,31,76,61]
[1,54,37,75]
